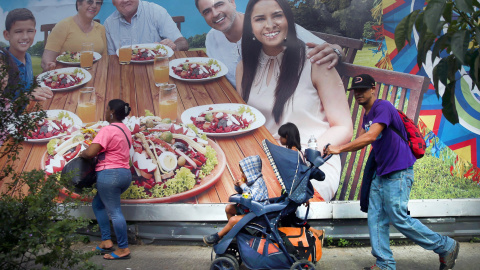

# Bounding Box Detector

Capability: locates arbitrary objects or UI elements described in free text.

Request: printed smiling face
[113,0,139,19]
[250,0,288,55]
[197,0,238,33]
[77,0,103,20]
[3,19,36,59]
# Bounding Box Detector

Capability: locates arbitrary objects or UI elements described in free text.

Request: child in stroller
[209,139,330,270]
[204,155,269,246]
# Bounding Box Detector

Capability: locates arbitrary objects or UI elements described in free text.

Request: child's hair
[278,122,301,150]
[108,99,131,121]
[5,8,36,31]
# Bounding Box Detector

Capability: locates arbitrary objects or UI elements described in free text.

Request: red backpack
[390,109,426,159]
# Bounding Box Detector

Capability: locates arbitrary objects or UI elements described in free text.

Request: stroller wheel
[210,255,239,270]
[226,244,242,266]
[290,259,316,270]
[215,254,239,270]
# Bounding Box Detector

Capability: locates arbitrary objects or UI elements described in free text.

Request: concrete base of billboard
[71,199,480,242]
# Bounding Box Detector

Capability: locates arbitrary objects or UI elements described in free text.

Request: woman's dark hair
[108,99,131,121]
[278,122,301,150]
[76,0,82,11]
[241,0,306,124]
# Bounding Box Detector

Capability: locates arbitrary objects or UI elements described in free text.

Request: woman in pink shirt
[80,99,132,260]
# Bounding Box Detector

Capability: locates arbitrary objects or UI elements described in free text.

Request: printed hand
[160,39,176,51]
[45,62,56,71]
[32,86,53,101]
[306,42,342,69]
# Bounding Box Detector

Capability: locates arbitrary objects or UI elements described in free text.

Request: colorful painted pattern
[376,0,480,182]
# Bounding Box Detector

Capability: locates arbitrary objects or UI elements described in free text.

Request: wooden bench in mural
[334,62,431,201]
[311,31,364,64]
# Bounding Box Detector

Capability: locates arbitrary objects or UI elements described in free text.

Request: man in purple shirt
[325,74,459,270]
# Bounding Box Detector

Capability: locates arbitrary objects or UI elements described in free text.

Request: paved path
[82,241,480,270]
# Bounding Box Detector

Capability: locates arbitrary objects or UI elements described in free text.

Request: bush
[0,60,100,269]
[187,33,207,49]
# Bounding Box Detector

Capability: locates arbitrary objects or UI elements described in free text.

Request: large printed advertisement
[1,0,479,208]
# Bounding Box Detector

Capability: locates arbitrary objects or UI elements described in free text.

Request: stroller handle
[304,147,332,168]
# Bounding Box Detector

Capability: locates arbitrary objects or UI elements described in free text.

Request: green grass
[353,44,383,67]
[189,48,206,52]
[31,56,42,76]
[411,145,480,199]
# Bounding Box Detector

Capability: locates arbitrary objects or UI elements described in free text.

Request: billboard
[1,0,478,207]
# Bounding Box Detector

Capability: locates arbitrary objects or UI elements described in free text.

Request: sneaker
[203,233,220,246]
[363,265,383,270]
[439,240,460,270]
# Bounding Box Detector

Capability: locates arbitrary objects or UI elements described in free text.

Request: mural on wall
[378,0,480,184]
[0,0,478,203]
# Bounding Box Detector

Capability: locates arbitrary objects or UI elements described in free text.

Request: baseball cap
[348,74,375,90]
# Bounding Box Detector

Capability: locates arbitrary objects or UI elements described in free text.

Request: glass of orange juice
[119,38,132,65]
[159,84,177,122]
[80,43,94,70]
[78,87,96,126]
[153,55,169,86]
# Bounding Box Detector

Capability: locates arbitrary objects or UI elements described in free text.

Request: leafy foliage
[187,33,207,49]
[0,59,100,269]
[0,171,100,270]
[394,0,480,124]
[291,0,375,39]
[0,60,45,181]
[27,41,44,57]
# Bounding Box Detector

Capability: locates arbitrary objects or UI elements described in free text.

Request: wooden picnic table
[1,50,307,203]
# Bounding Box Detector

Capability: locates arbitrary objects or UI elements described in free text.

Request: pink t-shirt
[92,123,132,171]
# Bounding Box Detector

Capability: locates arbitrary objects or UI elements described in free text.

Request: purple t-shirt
[363,99,416,176]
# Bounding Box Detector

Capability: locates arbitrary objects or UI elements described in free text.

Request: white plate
[25,110,83,143]
[169,57,228,82]
[56,51,102,65]
[115,43,174,63]
[36,67,92,91]
[181,103,266,137]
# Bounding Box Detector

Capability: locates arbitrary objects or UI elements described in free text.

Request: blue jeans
[92,168,132,249]
[368,167,455,270]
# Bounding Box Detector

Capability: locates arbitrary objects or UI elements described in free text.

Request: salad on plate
[116,43,174,63]
[189,106,255,133]
[172,59,220,80]
[37,67,89,90]
[26,110,82,142]
[181,104,265,137]
[56,51,101,64]
[169,57,228,82]
[131,44,168,61]
[43,111,225,202]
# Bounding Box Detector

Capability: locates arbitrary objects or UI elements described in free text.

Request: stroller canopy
[262,139,318,204]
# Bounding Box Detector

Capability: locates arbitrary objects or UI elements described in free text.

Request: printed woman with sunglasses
[41,0,107,71]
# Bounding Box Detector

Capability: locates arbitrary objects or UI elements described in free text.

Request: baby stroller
[210,139,331,270]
